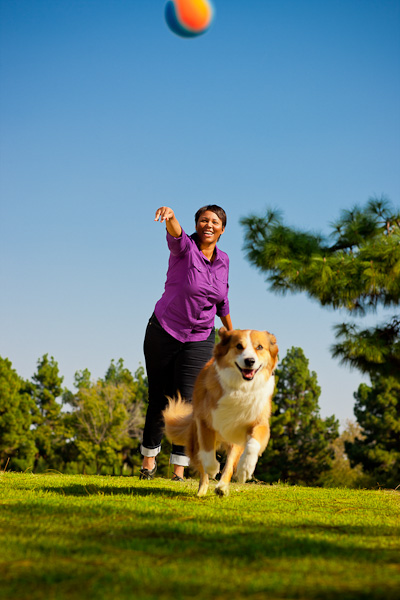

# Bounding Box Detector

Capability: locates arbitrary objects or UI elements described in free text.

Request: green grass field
[0,472,399,600]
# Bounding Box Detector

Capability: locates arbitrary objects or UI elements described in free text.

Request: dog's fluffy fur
[163,328,278,496]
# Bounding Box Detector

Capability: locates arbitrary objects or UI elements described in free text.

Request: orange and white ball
[165,0,215,38]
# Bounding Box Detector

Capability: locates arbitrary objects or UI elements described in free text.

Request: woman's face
[195,210,225,245]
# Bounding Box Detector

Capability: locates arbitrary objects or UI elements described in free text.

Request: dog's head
[214,328,278,384]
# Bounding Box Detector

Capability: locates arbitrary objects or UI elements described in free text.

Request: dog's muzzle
[235,362,262,381]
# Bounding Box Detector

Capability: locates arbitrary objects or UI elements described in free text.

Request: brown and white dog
[163,328,278,496]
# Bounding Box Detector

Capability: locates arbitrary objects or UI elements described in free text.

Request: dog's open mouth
[235,363,261,381]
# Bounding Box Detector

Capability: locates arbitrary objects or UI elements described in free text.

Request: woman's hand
[154,207,182,238]
[154,206,175,223]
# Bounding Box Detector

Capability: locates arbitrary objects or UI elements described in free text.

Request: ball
[165,0,215,38]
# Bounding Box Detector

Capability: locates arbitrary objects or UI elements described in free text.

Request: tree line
[0,356,148,476]
[0,345,390,488]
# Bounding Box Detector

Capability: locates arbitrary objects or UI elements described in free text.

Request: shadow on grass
[2,489,400,600]
[39,483,190,498]
[4,496,400,559]
[2,507,400,600]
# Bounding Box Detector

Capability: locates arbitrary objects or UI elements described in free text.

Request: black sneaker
[139,460,157,480]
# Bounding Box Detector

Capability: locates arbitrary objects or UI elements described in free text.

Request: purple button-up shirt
[154,229,230,342]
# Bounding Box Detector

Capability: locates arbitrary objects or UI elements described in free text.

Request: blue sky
[1,0,399,427]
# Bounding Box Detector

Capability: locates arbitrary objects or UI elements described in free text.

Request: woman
[140,205,233,481]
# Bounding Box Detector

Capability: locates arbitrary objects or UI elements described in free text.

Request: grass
[0,472,399,600]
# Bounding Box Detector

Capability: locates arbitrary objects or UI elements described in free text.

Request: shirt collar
[190,232,223,264]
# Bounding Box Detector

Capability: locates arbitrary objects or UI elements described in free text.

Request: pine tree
[255,347,339,485]
[27,354,67,470]
[241,197,399,315]
[345,375,400,488]
[242,197,400,485]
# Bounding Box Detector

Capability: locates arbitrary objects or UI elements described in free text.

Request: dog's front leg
[236,424,270,483]
[215,444,243,497]
[197,467,209,497]
[196,419,219,496]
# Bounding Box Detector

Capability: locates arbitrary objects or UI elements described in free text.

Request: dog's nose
[244,357,255,367]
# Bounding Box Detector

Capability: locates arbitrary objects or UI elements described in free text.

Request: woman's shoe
[139,460,157,480]
[171,474,184,482]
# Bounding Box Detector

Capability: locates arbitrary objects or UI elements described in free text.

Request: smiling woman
[194,206,227,253]
[139,205,233,482]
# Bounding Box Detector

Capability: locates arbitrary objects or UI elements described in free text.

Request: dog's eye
[236,343,244,350]
[256,345,263,350]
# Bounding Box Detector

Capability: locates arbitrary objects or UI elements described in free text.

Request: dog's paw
[236,439,260,483]
[197,483,209,497]
[199,450,220,479]
[215,481,229,497]
[236,455,257,483]
[236,466,250,483]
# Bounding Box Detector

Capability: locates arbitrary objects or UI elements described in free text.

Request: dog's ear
[267,333,279,360]
[215,328,232,357]
[218,327,232,346]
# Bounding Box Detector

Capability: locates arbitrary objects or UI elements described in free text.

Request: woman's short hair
[195,205,227,229]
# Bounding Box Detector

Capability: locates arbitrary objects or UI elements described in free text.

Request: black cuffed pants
[141,313,215,465]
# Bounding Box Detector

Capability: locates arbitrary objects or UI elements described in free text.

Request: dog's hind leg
[215,444,243,497]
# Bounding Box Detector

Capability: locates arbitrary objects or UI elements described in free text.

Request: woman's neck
[192,232,216,261]
[201,244,216,262]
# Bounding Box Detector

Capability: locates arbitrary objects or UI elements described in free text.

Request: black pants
[141,313,215,465]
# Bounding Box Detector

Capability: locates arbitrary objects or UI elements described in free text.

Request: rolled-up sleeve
[216,283,230,317]
[166,230,190,256]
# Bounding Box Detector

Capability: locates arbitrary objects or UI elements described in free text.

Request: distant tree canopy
[65,359,145,474]
[319,420,370,489]
[0,356,148,475]
[241,196,400,486]
[0,357,36,470]
[1,351,371,486]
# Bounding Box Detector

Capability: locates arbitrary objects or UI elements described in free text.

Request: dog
[163,328,278,496]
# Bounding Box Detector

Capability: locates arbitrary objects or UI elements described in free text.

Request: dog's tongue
[243,369,256,380]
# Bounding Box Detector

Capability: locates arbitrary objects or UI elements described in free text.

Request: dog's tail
[163,394,193,447]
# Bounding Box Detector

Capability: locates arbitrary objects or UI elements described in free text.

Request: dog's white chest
[211,382,272,446]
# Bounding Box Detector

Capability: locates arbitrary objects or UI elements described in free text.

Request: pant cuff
[140,444,161,458]
[170,453,190,467]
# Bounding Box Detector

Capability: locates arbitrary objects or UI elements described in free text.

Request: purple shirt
[154,229,230,342]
